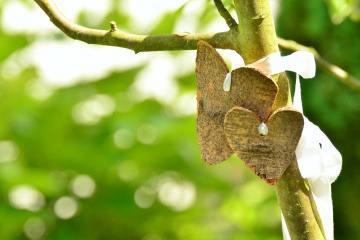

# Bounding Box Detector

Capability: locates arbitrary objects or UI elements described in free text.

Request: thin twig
[213,0,238,30]
[278,37,360,90]
[33,0,238,53]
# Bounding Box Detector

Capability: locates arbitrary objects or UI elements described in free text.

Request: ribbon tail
[308,177,334,240]
[293,74,303,113]
[223,72,232,92]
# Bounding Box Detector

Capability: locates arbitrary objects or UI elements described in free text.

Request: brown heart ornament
[196,41,278,164]
[224,106,304,184]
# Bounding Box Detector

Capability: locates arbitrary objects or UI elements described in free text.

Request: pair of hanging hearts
[195,41,304,185]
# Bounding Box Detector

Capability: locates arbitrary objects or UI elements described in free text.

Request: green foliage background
[0,0,359,239]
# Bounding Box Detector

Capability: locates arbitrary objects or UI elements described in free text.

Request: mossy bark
[277,159,325,239]
[233,0,325,239]
[234,0,279,63]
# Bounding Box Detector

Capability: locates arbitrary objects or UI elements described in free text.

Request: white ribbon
[248,51,316,78]
[289,74,342,240]
[224,51,342,239]
[223,61,243,91]
[223,51,316,91]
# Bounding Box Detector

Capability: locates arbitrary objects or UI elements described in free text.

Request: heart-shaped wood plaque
[224,106,304,184]
[196,41,278,164]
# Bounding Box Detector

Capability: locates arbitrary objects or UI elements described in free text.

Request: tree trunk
[233,0,325,239]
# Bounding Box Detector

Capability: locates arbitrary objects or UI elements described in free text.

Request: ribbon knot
[223,51,316,92]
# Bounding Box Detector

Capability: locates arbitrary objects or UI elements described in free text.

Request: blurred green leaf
[324,0,360,23]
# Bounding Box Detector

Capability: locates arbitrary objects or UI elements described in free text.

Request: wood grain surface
[224,106,304,184]
[195,41,278,164]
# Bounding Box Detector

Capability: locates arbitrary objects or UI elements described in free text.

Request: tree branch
[213,0,238,30]
[278,37,360,90]
[33,0,238,53]
[34,0,360,90]
[276,158,325,239]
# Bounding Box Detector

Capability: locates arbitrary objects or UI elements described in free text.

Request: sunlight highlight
[171,92,197,117]
[1,0,111,34]
[130,53,179,104]
[120,0,189,33]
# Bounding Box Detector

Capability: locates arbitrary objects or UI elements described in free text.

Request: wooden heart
[224,106,304,184]
[196,41,278,164]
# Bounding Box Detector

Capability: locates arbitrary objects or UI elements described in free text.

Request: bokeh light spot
[70,174,96,198]
[0,140,19,163]
[8,185,45,211]
[134,186,156,209]
[137,124,158,145]
[72,94,115,125]
[158,178,196,211]
[54,196,79,219]
[113,129,135,149]
[23,217,47,240]
[117,160,139,182]
[25,80,54,101]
